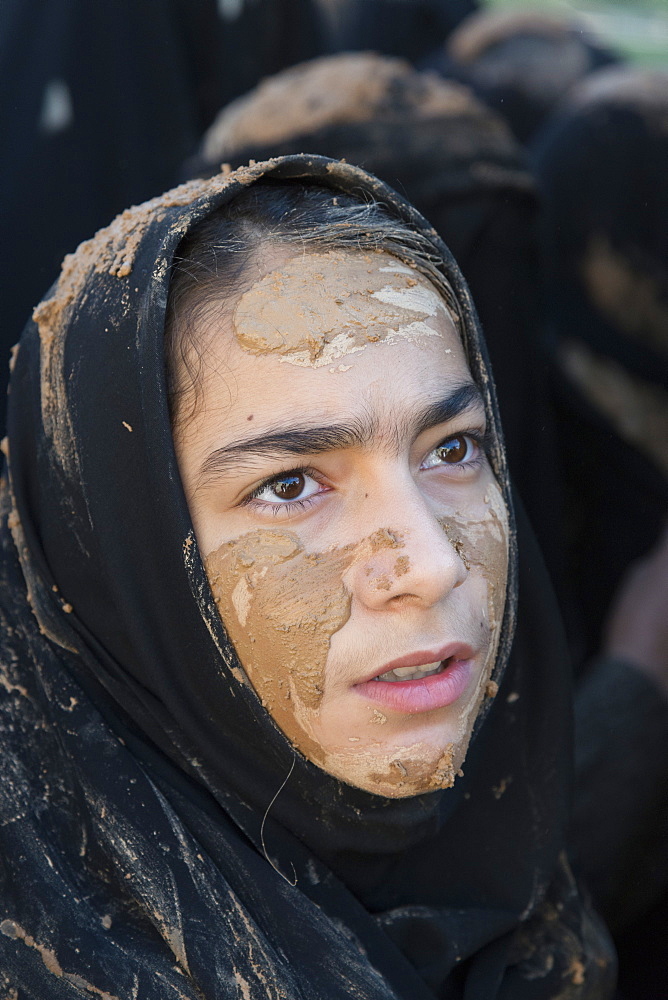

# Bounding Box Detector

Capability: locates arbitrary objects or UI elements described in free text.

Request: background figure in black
[533,66,668,998]
[2,0,475,436]
[0,0,324,410]
[422,7,619,145]
[314,0,477,62]
[192,51,563,578]
[533,65,668,665]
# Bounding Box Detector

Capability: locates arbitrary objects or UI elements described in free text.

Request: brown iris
[272,473,305,500]
[436,436,468,463]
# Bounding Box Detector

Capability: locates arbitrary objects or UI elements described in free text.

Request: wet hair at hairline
[165,181,460,424]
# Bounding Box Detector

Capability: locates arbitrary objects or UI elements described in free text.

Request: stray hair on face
[165,181,462,424]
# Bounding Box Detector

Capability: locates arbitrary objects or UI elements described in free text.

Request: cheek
[202,488,510,798]
[204,528,357,765]
[439,480,510,662]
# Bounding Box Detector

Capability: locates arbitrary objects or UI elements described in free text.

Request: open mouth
[373,658,449,683]
[354,645,476,714]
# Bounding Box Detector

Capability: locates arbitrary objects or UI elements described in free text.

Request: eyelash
[242,465,326,516]
[420,430,487,474]
[241,431,487,516]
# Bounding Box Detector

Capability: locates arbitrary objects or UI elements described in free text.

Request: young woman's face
[175,248,508,797]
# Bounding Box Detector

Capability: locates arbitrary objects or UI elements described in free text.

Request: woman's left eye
[247,471,322,507]
[421,434,480,470]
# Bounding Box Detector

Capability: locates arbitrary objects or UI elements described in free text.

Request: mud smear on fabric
[448,9,587,63]
[0,920,119,1000]
[28,163,272,481]
[582,234,668,357]
[82,787,191,977]
[202,52,480,162]
[570,66,668,119]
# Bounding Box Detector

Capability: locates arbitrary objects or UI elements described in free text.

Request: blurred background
[489,0,668,67]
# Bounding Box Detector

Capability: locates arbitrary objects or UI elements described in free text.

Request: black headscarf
[1,155,613,998]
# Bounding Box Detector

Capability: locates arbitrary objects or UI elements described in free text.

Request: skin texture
[174,249,508,797]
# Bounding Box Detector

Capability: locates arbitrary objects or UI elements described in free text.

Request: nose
[346,498,468,613]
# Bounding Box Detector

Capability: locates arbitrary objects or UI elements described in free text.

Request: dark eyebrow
[196,381,484,492]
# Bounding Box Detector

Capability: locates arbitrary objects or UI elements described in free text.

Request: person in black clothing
[423,7,619,145]
[0,155,614,997]
[533,67,668,997]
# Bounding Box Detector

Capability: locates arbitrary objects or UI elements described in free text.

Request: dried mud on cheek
[204,527,407,765]
[205,530,356,761]
[202,497,508,795]
[440,483,510,683]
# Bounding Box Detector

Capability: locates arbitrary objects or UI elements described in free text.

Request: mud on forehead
[232,250,460,370]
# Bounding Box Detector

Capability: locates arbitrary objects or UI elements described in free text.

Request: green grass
[485,0,668,66]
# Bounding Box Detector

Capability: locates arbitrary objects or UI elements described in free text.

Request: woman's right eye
[246,471,323,508]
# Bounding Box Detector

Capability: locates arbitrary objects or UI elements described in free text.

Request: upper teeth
[376,660,443,682]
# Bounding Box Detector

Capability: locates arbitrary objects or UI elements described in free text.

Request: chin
[318,728,473,798]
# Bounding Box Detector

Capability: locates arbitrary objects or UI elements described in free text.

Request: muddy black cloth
[193,57,565,586]
[1,155,614,998]
[571,657,668,997]
[532,68,668,664]
[533,69,668,995]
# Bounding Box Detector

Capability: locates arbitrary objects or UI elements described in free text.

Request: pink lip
[353,643,475,714]
[357,643,475,685]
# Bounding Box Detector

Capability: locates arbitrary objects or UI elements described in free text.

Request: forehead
[232,249,459,363]
[185,249,473,434]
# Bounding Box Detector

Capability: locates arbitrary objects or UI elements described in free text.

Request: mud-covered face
[174,249,509,797]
